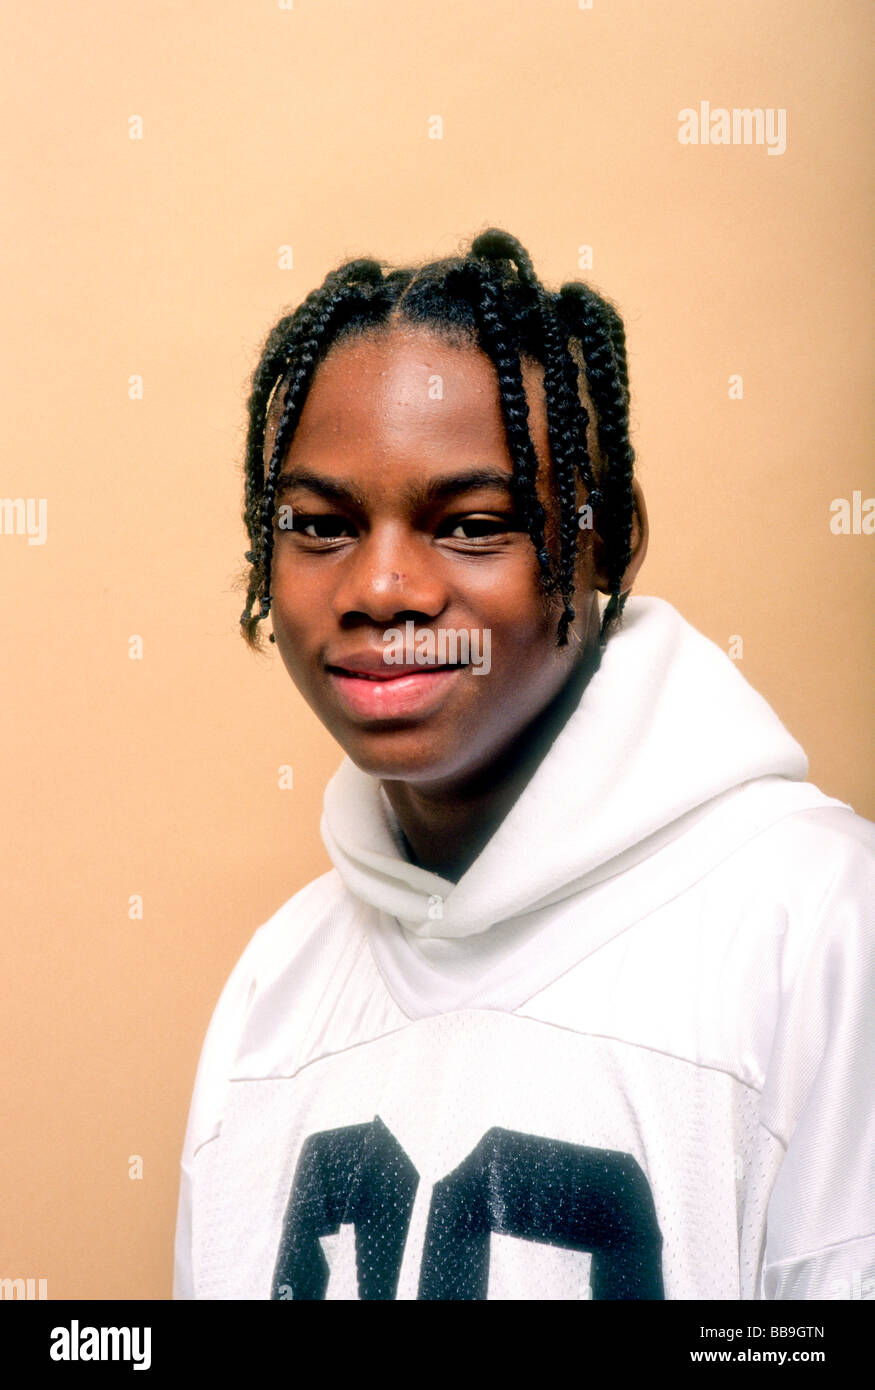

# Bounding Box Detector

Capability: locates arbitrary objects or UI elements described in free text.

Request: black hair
[239,228,637,649]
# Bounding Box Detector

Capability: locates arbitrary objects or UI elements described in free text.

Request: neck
[380,644,601,881]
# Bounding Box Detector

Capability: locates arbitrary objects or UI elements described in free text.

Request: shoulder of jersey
[241,867,361,980]
[716,801,875,956]
[738,802,875,891]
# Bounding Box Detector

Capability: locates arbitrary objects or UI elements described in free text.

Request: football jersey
[174,597,875,1300]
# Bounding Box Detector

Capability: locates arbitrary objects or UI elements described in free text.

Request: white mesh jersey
[176,799,874,1301]
[174,599,875,1300]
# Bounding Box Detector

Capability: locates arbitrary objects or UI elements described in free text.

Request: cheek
[466,568,554,647]
[468,608,562,695]
[268,588,324,689]
[270,550,330,634]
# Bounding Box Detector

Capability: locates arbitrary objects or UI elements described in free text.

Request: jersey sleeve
[172,929,264,1300]
[760,811,875,1299]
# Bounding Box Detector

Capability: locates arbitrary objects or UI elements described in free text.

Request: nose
[331,523,448,625]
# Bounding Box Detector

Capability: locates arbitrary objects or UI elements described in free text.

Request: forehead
[263,324,551,467]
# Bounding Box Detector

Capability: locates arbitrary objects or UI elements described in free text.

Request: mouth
[325,663,466,719]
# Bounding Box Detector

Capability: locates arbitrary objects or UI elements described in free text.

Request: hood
[320,596,810,940]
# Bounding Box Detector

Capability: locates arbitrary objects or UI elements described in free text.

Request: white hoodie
[174,596,874,1301]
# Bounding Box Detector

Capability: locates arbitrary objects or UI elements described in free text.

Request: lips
[328,663,459,680]
[326,662,465,719]
[325,649,448,677]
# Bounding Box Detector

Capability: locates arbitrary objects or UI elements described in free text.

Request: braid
[240,318,298,636]
[243,314,296,526]
[238,232,639,651]
[240,262,388,643]
[468,231,604,647]
[599,300,630,402]
[539,299,602,646]
[535,292,603,646]
[471,234,571,640]
[457,258,553,594]
[557,284,637,640]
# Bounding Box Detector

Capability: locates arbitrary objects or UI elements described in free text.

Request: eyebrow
[273,466,518,509]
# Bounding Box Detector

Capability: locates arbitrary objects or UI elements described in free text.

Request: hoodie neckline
[320,596,810,940]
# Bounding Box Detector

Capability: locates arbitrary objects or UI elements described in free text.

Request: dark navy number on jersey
[270,1116,664,1300]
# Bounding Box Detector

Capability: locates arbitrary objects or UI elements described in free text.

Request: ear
[592,480,649,596]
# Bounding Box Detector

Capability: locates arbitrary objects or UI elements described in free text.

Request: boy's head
[239,229,647,785]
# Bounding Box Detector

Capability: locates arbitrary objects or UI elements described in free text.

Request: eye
[285,512,355,541]
[450,519,501,539]
[439,514,521,543]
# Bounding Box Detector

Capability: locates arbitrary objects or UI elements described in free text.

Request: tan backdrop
[1,0,872,1299]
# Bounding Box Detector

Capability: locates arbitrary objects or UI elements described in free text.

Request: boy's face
[266,325,613,790]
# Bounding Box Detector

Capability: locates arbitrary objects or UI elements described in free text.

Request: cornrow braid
[243,259,387,548]
[597,299,630,404]
[468,230,608,646]
[239,230,639,651]
[470,232,579,645]
[240,264,390,643]
[538,300,602,646]
[455,258,554,595]
[557,284,637,638]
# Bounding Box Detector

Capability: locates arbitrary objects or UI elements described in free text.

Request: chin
[336,728,468,784]
[341,742,446,781]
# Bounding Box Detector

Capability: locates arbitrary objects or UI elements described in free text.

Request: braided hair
[239,229,638,650]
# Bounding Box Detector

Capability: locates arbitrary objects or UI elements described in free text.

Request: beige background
[1,0,871,1299]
